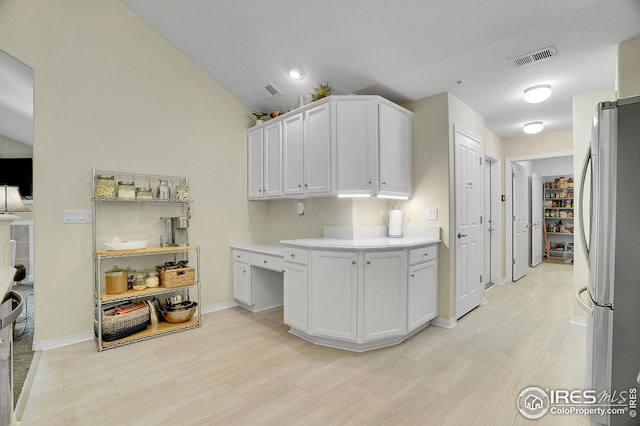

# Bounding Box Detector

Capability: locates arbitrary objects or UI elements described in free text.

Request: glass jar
[136,187,153,199]
[117,181,136,199]
[145,270,160,288]
[174,184,191,200]
[132,272,147,291]
[95,175,116,199]
[157,180,171,200]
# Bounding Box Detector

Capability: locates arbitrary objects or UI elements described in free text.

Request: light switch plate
[64,210,92,223]
[426,208,438,221]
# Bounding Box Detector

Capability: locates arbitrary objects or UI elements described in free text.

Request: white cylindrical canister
[388,210,403,238]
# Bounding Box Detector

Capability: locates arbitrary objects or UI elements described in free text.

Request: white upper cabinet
[248,122,283,200]
[335,99,377,195]
[282,113,304,196]
[378,102,412,198]
[247,95,412,200]
[303,102,335,195]
[247,127,264,199]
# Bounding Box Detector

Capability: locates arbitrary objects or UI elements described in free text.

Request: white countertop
[280,237,440,250]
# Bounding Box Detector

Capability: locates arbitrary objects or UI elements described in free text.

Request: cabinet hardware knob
[423,253,428,257]
[291,253,296,258]
[410,274,415,278]
[381,182,386,185]
[242,270,246,273]
[457,233,468,239]
[304,184,308,188]
[352,260,356,265]
[366,261,371,265]
[263,260,267,264]
[237,255,240,258]
[298,184,302,188]
[368,181,372,184]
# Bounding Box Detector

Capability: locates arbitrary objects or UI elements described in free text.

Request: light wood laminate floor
[21,263,587,425]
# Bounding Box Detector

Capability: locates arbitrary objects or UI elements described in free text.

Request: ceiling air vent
[511,46,557,68]
[264,82,282,97]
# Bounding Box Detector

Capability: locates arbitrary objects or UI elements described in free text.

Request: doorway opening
[483,152,501,289]
[506,152,574,282]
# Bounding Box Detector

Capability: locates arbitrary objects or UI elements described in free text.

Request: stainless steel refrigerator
[579,95,640,426]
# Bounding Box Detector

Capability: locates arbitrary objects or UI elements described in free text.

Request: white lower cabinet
[362,251,407,341]
[408,260,437,332]
[233,259,250,305]
[309,250,358,340]
[284,261,308,331]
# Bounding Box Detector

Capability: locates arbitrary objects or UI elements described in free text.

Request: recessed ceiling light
[287,66,305,80]
[523,84,552,103]
[523,121,544,135]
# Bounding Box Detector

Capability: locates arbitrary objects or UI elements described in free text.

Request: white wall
[531,156,573,177]
[0,134,32,157]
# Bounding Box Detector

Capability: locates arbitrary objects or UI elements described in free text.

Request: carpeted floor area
[11,282,35,405]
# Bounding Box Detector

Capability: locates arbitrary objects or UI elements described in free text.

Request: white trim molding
[431,316,457,328]
[570,315,587,327]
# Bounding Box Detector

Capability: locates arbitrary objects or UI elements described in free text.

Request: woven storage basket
[158,267,196,288]
[97,303,150,342]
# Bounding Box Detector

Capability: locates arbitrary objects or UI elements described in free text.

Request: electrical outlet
[426,208,438,221]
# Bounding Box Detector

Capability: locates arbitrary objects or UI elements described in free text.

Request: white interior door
[513,163,529,280]
[531,173,543,266]
[455,129,482,319]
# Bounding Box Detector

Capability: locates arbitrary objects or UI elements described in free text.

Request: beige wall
[618,36,640,99]
[0,134,32,157]
[503,129,573,158]
[0,0,264,342]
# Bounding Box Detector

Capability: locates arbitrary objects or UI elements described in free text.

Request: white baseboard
[200,300,238,315]
[570,315,587,327]
[431,317,457,328]
[33,331,93,351]
[33,300,241,351]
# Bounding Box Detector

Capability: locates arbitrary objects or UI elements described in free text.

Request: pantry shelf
[544,176,574,259]
[92,169,201,352]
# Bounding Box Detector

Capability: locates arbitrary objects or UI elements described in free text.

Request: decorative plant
[251,111,268,120]
[311,82,331,101]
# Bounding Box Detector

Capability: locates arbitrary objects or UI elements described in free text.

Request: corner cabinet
[248,95,413,200]
[92,169,201,351]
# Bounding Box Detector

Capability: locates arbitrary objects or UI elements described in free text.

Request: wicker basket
[97,303,150,342]
[158,267,196,288]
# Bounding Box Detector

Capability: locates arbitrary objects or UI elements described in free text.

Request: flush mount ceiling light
[523,84,552,104]
[523,121,544,135]
[287,65,305,80]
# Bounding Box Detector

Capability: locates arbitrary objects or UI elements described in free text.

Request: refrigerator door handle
[578,147,591,260]
[588,290,614,310]
[576,285,592,314]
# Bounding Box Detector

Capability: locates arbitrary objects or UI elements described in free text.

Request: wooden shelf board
[95,245,197,256]
[100,317,200,348]
[547,232,574,235]
[100,284,197,303]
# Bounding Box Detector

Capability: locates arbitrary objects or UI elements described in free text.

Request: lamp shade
[0,185,29,213]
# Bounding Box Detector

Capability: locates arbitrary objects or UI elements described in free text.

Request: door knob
[457,233,468,239]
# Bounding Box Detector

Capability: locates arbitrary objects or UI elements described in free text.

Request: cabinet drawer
[251,253,285,272]
[233,249,250,263]
[409,245,437,265]
[284,247,308,264]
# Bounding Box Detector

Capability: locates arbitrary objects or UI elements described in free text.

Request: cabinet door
[309,250,357,340]
[263,121,283,198]
[335,100,377,195]
[284,262,308,331]
[378,103,412,197]
[282,113,305,195]
[233,261,251,304]
[363,250,407,341]
[247,128,264,199]
[304,102,334,195]
[408,260,437,331]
